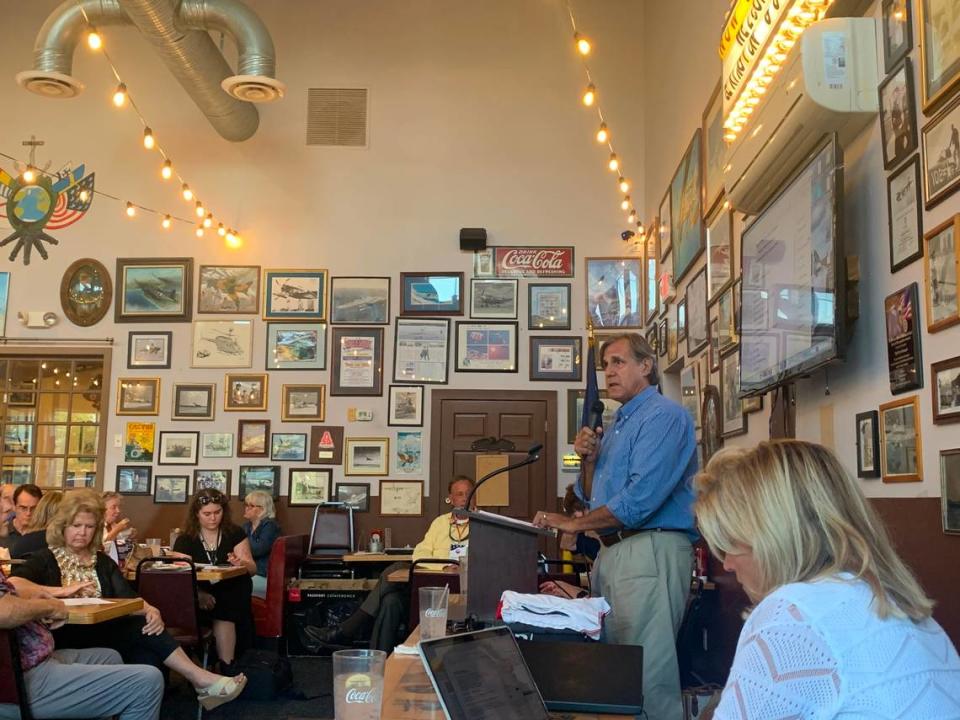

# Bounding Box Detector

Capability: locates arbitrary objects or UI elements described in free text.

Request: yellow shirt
[412,512,469,563]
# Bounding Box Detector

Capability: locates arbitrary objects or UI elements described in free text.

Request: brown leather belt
[598,529,645,547]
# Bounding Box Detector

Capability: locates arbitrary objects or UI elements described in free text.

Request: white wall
[0,0,647,497]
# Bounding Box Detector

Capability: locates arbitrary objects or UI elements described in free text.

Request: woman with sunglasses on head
[174,489,256,674]
[241,490,281,599]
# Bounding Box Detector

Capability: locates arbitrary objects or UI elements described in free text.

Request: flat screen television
[739,133,846,396]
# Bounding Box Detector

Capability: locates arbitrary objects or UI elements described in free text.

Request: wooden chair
[0,627,32,720]
[251,534,307,641]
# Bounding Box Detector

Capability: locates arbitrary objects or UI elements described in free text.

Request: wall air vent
[306,88,368,147]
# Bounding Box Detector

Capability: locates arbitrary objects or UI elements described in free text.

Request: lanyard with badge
[449,518,469,559]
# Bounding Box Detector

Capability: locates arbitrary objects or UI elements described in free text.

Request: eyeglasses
[244,503,262,509]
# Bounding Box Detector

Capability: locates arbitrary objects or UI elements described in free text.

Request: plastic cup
[419,585,449,641]
[146,538,162,556]
[332,648,386,720]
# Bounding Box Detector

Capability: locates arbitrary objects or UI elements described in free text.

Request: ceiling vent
[306,88,368,147]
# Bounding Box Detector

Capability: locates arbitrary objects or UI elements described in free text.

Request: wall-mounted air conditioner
[725,17,879,215]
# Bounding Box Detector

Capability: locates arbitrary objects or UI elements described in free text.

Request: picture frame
[931,355,960,424]
[281,384,326,422]
[657,319,667,358]
[172,383,216,421]
[701,81,726,219]
[194,469,231,497]
[127,331,172,369]
[644,234,659,324]
[658,190,671,263]
[399,272,464,315]
[116,377,160,416]
[680,363,700,429]
[585,257,643,328]
[717,286,737,350]
[529,336,582,382]
[918,0,960,113]
[309,425,344,465]
[197,265,260,314]
[224,373,269,411]
[878,57,919,171]
[879,395,923,482]
[566,389,619,442]
[271,433,307,462]
[288,468,332,506]
[123,422,155,463]
[393,318,450,384]
[686,267,709,355]
[345,437,390,476]
[921,91,960,208]
[887,156,924,272]
[388,384,424,426]
[855,410,881,478]
[265,322,327,371]
[262,268,328,321]
[528,284,571,330]
[335,482,370,512]
[701,384,722,464]
[331,327,384,396]
[885,283,924,394]
[191,320,253,368]
[0,272,8,336]
[658,251,674,317]
[115,257,193,323]
[201,433,233,459]
[670,129,706,283]
[154,475,189,504]
[473,249,495,278]
[922,214,960,332]
[329,276,390,325]
[470,279,518,319]
[940,448,960,533]
[667,303,679,366]
[709,316,721,373]
[239,465,280,499]
[117,465,151,495]
[677,298,687,343]
[720,348,747,438]
[380,480,423,516]
[395,430,423,474]
[238,419,270,457]
[883,0,913,72]
[706,206,734,301]
[157,431,200,466]
[455,321,518,372]
[645,324,659,356]
[60,258,112,327]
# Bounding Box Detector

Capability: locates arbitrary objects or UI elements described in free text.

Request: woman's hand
[226,551,243,567]
[103,517,131,542]
[198,590,216,611]
[141,603,165,635]
[51,581,95,598]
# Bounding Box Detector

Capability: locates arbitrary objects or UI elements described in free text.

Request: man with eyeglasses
[5,484,43,540]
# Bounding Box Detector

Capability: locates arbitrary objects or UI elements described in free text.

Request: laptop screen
[418,627,551,720]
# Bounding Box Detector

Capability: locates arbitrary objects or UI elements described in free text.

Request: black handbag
[236,649,293,700]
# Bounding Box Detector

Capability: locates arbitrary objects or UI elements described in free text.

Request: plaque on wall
[60,258,112,327]
[884,283,924,394]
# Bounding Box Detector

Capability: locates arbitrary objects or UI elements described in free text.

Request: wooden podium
[457,509,554,621]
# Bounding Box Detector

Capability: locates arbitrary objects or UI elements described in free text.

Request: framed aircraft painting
[115,258,193,323]
[263,269,328,321]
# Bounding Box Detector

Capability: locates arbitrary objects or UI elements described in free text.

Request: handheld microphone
[588,400,606,431]
[461,443,544,514]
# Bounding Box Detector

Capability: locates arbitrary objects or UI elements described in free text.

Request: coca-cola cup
[332,648,386,720]
[418,585,449,641]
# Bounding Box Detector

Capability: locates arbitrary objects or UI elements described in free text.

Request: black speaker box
[460,227,487,251]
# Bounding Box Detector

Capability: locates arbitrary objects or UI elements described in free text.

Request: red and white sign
[494,247,575,278]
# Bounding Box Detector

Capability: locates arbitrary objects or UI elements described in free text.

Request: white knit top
[714,574,960,719]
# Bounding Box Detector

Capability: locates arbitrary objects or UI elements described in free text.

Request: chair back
[308,506,354,556]
[136,557,203,643]
[0,627,31,719]
[408,558,460,630]
[252,534,307,638]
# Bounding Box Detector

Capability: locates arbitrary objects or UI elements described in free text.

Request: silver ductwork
[16,0,284,142]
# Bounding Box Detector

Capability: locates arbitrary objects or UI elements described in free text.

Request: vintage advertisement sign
[494,247,574,278]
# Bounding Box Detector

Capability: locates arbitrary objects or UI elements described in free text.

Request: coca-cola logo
[344,673,376,704]
[494,247,574,277]
[345,688,375,704]
[424,608,447,618]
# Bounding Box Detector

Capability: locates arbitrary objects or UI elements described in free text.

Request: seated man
[302,476,474,652]
[0,572,164,720]
[4,485,42,541]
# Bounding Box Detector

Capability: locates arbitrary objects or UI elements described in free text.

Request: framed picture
[879,395,923,482]
[677,299,687,343]
[127,331,171,369]
[154,475,188,504]
[117,465,151,495]
[116,378,160,416]
[335,482,370,512]
[887,156,924,272]
[701,385,722,464]
[879,58,919,171]
[529,336,582,382]
[941,448,960,533]
[288,468,332,506]
[238,419,270,457]
[271,433,307,461]
[124,422,155,463]
[717,286,737,350]
[528,284,571,330]
[345,437,389,475]
[658,190,671,262]
[330,276,390,325]
[281,384,325,422]
[395,430,423,474]
[670,129,706,283]
[470,279,518,319]
[921,92,960,207]
[720,348,746,438]
[658,250,674,318]
[918,0,960,113]
[393,318,450,384]
[932,355,960,424]
[585,257,643,328]
[197,265,260,314]
[194,469,231,497]
[224,373,269,411]
[701,81,726,219]
[0,272,8,336]
[473,249,495,278]
[331,327,384,396]
[115,257,192,323]
[709,315,721,373]
[380,480,423,516]
[191,320,253,368]
[265,322,326,371]
[60,258,112,327]
[172,383,215,421]
[263,269,328,321]
[644,235,659,324]
[239,465,280,499]
[645,324,658,356]
[685,267,708,356]
[455,321,518,372]
[883,0,913,72]
[201,433,233,459]
[667,304,679,365]
[158,431,200,466]
[885,283,924,394]
[657,319,667,358]
[923,214,960,332]
[706,207,733,301]
[680,363,700,429]
[566,389,619,442]
[855,410,881,478]
[399,272,464,315]
[388,384,424,426]
[310,425,344,465]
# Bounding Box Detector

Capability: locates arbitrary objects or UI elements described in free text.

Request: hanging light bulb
[195,200,205,218]
[203,213,213,228]
[608,153,619,172]
[161,214,172,229]
[160,159,172,180]
[21,167,36,184]
[217,223,226,237]
[574,32,591,56]
[627,209,637,224]
[582,84,596,107]
[195,225,205,238]
[87,28,102,50]
[112,82,127,107]
[621,195,631,211]
[142,127,155,150]
[78,189,89,202]
[181,183,193,201]
[596,123,609,143]
[618,177,630,193]
[226,230,242,249]
[125,201,136,217]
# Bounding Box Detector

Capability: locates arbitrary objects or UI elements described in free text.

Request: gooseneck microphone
[460,443,544,515]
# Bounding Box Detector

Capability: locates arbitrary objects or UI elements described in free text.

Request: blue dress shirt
[243,518,281,576]
[577,386,698,541]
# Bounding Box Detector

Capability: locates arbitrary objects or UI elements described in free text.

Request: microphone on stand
[460,443,543,517]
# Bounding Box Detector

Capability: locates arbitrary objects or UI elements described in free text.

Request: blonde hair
[694,440,933,621]
[245,490,276,519]
[46,490,105,550]
[26,491,64,533]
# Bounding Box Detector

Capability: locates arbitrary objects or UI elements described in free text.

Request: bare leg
[213,619,237,664]
[162,646,223,689]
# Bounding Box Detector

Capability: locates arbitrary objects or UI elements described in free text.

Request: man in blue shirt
[534,333,697,720]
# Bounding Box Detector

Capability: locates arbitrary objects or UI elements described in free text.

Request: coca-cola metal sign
[494,247,574,278]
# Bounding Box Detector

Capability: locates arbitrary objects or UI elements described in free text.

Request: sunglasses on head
[197,492,224,505]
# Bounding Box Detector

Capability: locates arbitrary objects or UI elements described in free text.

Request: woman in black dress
[174,489,256,670]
